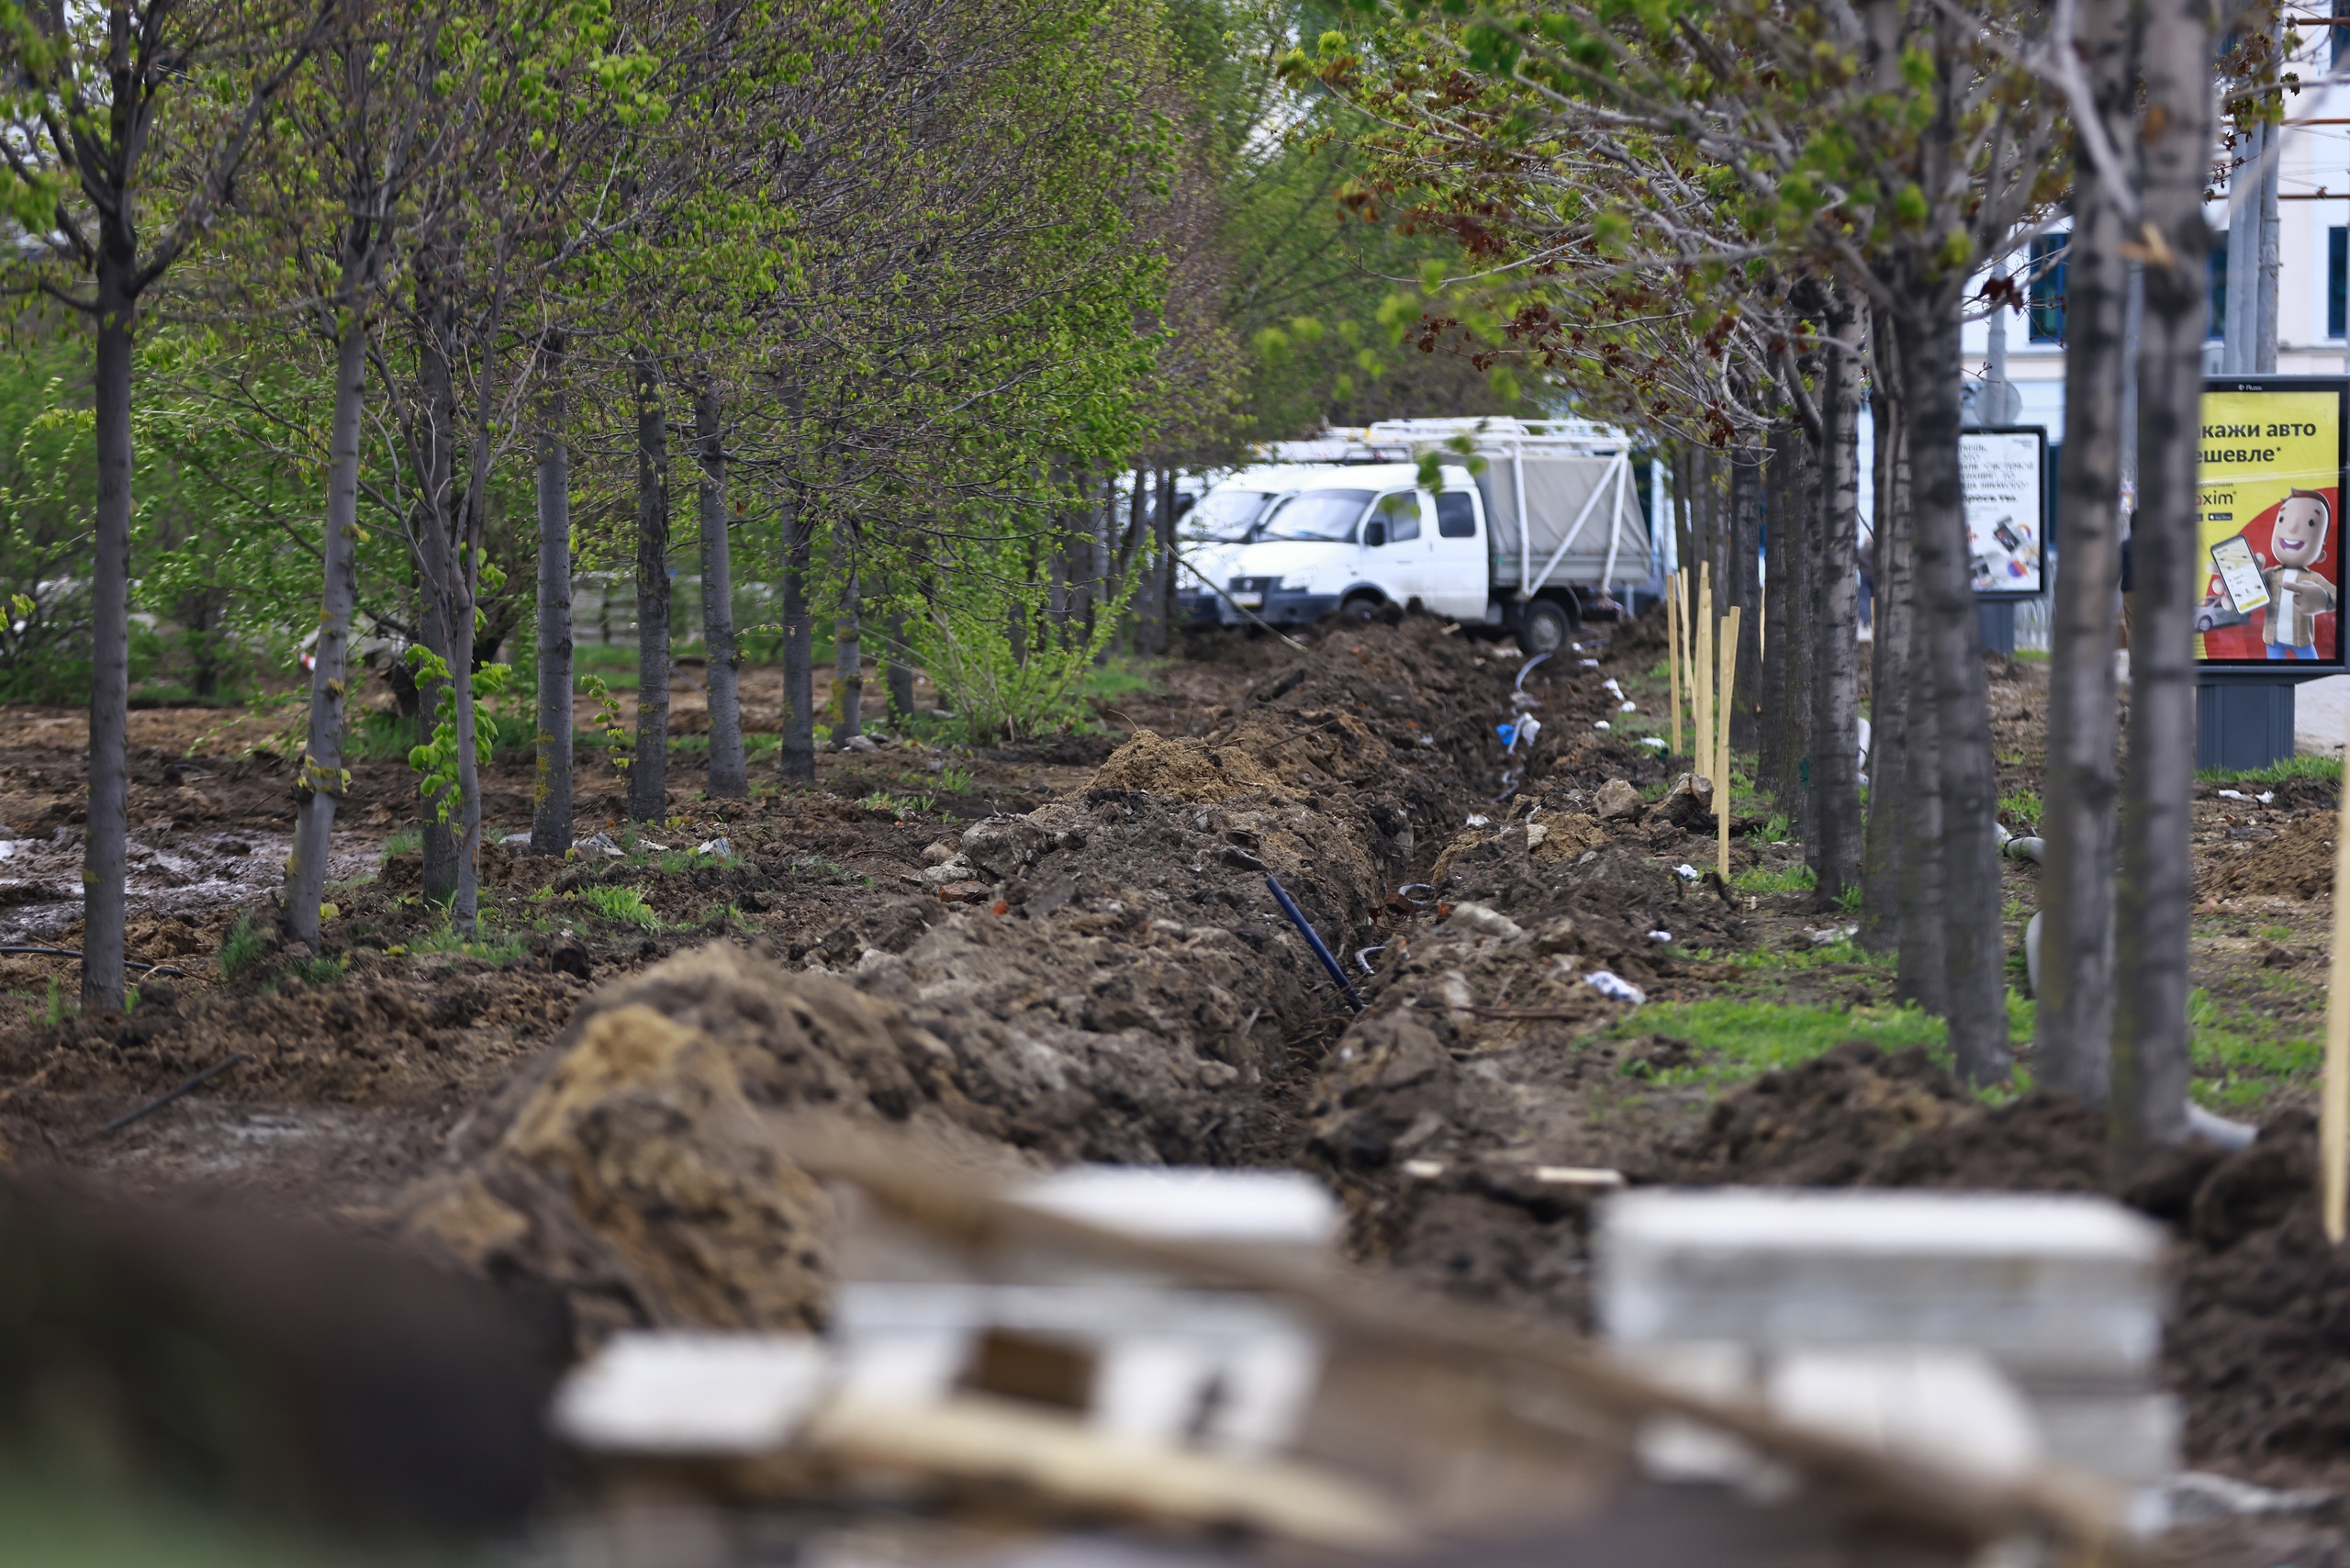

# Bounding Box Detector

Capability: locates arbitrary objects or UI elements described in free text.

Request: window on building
[2335,0,2350,71]
[2210,233,2227,341]
[2026,234,2067,342]
[2332,228,2347,340]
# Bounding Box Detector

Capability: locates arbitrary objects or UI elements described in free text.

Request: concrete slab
[2296,672,2350,755]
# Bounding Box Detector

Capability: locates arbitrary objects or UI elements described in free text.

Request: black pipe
[1265,876,1362,1013]
[90,1053,252,1140]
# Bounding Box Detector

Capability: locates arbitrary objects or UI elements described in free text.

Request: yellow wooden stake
[1665,571,1684,758]
[1695,567,1714,791]
[1718,606,1741,883]
[2324,710,2350,1241]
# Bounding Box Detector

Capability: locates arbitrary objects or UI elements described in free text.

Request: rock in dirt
[1307,1011,1458,1170]
[1659,772,1717,834]
[1593,778,1644,822]
[959,814,1047,879]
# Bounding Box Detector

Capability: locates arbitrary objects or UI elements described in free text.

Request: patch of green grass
[1610,998,1947,1085]
[346,710,420,762]
[384,825,421,857]
[1697,936,1888,970]
[2013,646,2050,663]
[1747,812,1792,843]
[790,854,849,880]
[2198,753,2342,787]
[744,732,781,757]
[1730,861,1816,896]
[857,789,933,817]
[286,953,347,986]
[1081,655,1162,702]
[917,763,978,794]
[1997,790,2041,830]
[657,849,696,874]
[2188,985,2322,1110]
[2259,924,2294,941]
[1836,884,1863,913]
[584,884,664,928]
[408,920,531,963]
[218,913,269,978]
[45,977,72,1025]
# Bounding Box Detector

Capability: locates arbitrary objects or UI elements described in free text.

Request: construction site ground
[2,613,2347,1562]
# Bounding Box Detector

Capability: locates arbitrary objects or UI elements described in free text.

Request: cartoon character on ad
[2195,388,2344,665]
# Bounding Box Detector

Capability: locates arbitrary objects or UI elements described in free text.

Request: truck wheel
[1337,593,1382,624]
[1518,597,1575,654]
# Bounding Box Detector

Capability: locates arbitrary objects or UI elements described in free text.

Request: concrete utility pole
[2259,114,2281,374]
[2225,122,2259,374]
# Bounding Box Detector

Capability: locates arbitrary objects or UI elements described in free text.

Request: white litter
[1648,930,1673,942]
[575,832,625,858]
[1602,678,1624,697]
[1673,863,1699,881]
[639,839,672,853]
[1465,813,1491,828]
[2217,789,2246,801]
[1639,736,1669,750]
[2258,790,2276,803]
[1580,658,1600,667]
[1593,720,1611,731]
[1619,700,1637,712]
[1806,924,1861,946]
[696,836,733,857]
[500,832,531,846]
[1584,969,1646,1006]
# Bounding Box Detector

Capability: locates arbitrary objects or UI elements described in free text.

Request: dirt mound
[2201,812,2336,901]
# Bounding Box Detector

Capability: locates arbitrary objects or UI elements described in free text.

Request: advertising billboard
[1962,427,2047,600]
[2197,378,2349,668]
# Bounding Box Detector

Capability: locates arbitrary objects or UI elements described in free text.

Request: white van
[1184,419,1651,654]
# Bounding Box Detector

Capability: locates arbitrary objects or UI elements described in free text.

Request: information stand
[2193,377,2350,769]
[1963,427,2048,656]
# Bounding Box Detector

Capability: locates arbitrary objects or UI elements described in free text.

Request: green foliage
[44,976,71,1026]
[2188,985,2322,1111]
[407,920,531,965]
[1998,790,2042,829]
[218,913,270,978]
[384,825,421,857]
[583,884,663,928]
[407,648,514,825]
[286,953,348,986]
[857,789,933,817]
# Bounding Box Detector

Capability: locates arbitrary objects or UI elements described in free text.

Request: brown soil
[5,601,2350,1548]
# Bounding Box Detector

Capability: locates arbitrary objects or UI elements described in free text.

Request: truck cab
[1202,463,1488,627]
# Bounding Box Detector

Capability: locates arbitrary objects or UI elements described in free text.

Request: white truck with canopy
[1177,418,1651,654]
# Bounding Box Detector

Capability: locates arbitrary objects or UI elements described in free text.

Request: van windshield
[1259,488,1374,543]
[1188,487,1278,543]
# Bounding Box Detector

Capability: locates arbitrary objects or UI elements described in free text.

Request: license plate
[1230,591,1263,607]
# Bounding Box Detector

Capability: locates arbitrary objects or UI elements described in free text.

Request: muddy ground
[1,610,2345,1562]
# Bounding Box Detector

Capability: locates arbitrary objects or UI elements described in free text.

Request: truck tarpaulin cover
[1474,453,1651,588]
[2197,383,2348,666]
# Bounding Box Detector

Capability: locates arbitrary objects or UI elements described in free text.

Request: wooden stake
[2325,713,2350,1241]
[1695,567,1714,791]
[1665,571,1684,757]
[1718,606,1741,882]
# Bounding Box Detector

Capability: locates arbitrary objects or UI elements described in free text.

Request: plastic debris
[1583,969,1645,1005]
[1647,930,1672,942]
[500,832,531,846]
[576,832,626,858]
[1579,657,1600,667]
[1464,814,1491,828]
[1673,863,1699,881]
[2258,790,2276,803]
[1619,700,1637,712]
[1593,720,1611,731]
[2217,789,2246,801]
[697,836,733,857]
[1639,736,1669,750]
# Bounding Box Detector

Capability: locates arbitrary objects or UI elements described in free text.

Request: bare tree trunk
[1897,299,2009,1082]
[778,484,815,781]
[1811,290,1866,906]
[1789,426,1821,858]
[886,609,915,722]
[630,350,669,823]
[2038,0,2132,1104]
[834,530,862,744]
[283,297,369,948]
[416,286,458,906]
[532,331,574,856]
[1729,445,1762,749]
[1760,431,1791,791]
[81,260,134,1012]
[2113,0,2213,1157]
[1156,468,1179,650]
[1861,309,1913,953]
[695,377,745,798]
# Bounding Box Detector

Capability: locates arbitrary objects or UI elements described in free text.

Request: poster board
[2197,378,2349,669]
[1962,427,2048,599]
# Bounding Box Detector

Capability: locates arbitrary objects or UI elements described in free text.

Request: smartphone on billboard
[2211,534,2270,613]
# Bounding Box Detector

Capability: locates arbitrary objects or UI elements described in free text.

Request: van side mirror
[1363,520,1387,548]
